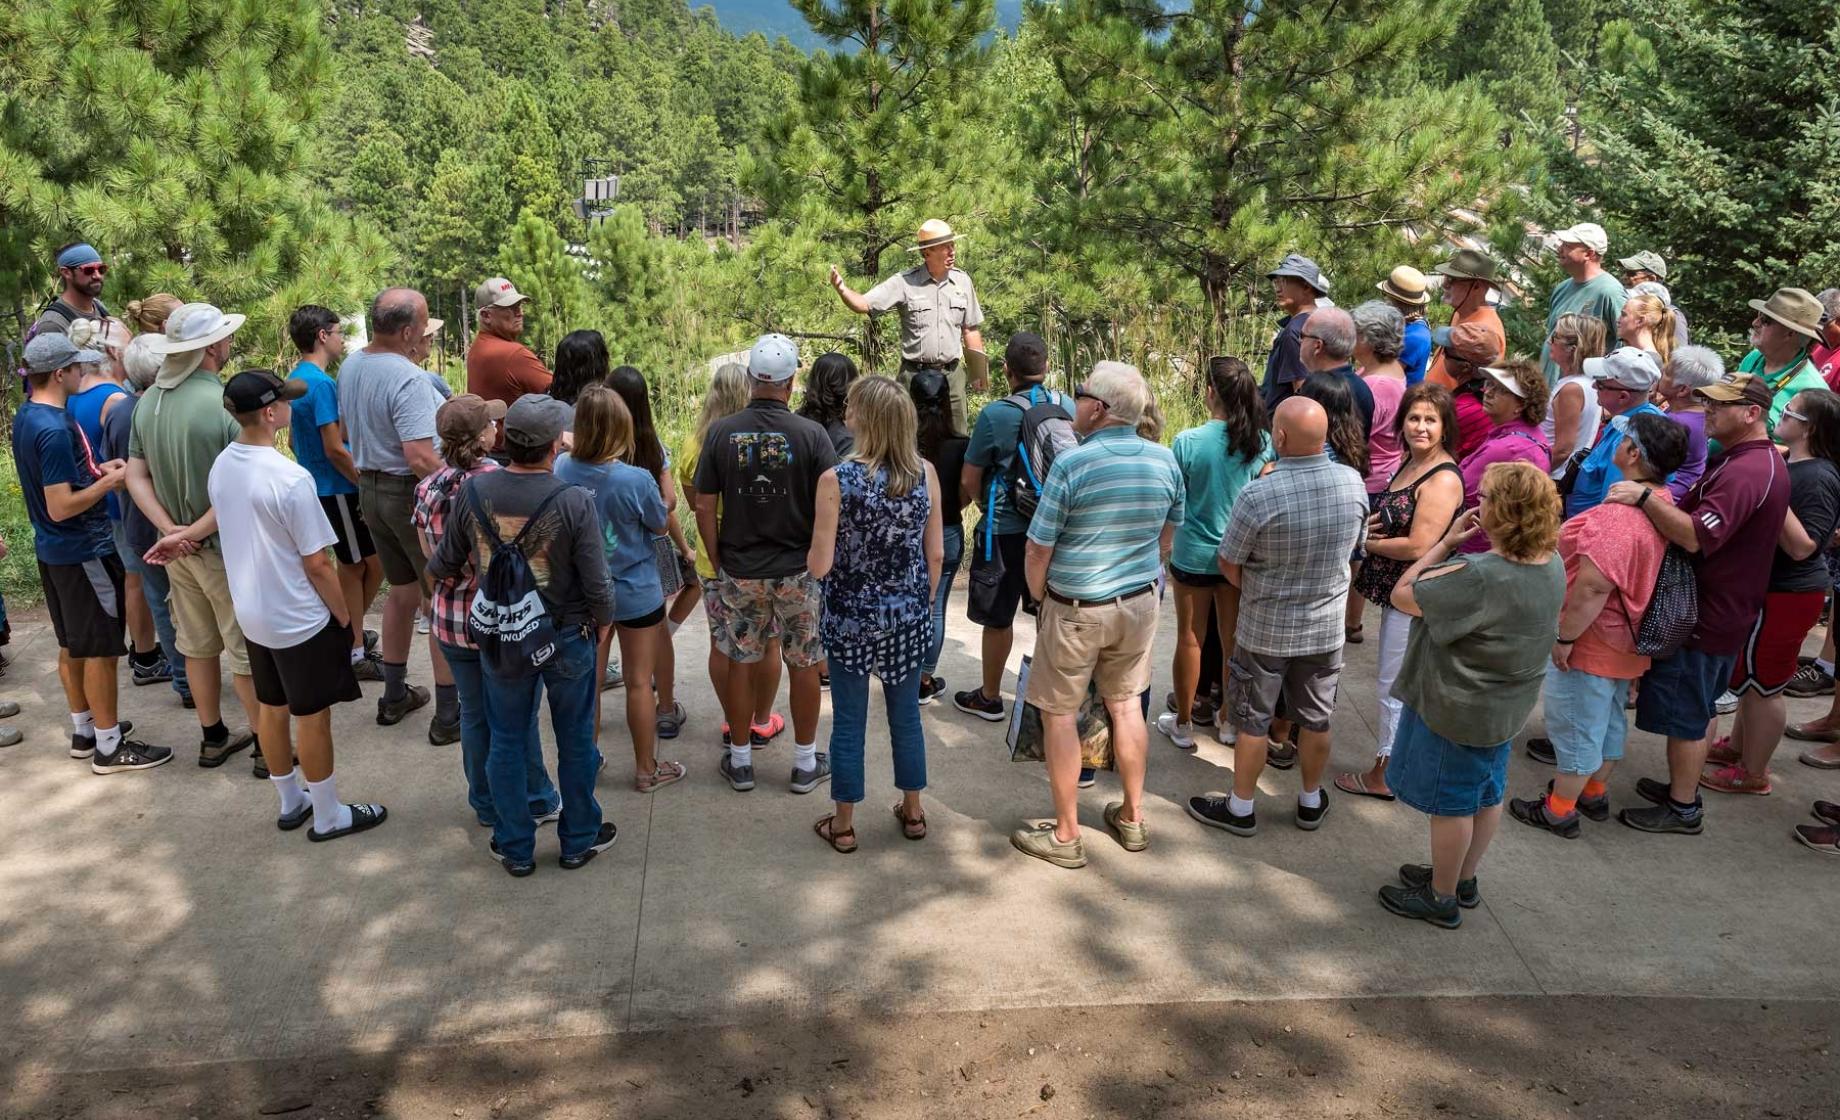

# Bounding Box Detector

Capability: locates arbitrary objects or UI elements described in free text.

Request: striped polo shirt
[1026,425,1185,599]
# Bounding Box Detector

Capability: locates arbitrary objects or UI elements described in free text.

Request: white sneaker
[1714,688,1738,715]
[1215,721,1239,746]
[415,611,430,635]
[1155,711,1196,750]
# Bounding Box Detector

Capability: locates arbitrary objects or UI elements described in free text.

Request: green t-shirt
[965,383,1070,536]
[1169,421,1272,575]
[127,369,239,548]
[1541,272,1628,382]
[1737,348,1825,436]
[1393,551,1566,745]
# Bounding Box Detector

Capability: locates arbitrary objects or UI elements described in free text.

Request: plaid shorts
[709,572,825,668]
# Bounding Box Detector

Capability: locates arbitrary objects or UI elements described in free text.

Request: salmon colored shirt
[1426,306,1505,390]
[465,330,552,449]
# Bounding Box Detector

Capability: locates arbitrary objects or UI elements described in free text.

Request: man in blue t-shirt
[11,333,173,774]
[287,305,384,680]
[954,331,1071,722]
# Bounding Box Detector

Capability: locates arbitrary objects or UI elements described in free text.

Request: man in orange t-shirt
[464,277,552,449]
[1425,249,1506,390]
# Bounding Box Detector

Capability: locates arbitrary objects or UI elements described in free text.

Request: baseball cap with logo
[23,332,103,375]
[503,393,571,447]
[223,369,308,414]
[1583,346,1662,392]
[1552,222,1609,256]
[1694,372,1774,410]
[746,333,800,382]
[474,277,531,309]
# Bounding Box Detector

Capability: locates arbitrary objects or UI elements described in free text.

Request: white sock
[793,741,818,770]
[95,724,121,758]
[1818,658,1835,677]
[1298,786,1323,809]
[71,710,94,737]
[667,618,681,637]
[1229,793,1256,817]
[307,773,353,834]
[271,769,310,815]
[350,645,365,664]
[728,743,753,770]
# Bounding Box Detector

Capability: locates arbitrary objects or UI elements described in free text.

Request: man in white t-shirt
[209,370,387,841]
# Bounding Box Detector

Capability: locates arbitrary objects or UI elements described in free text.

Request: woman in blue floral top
[807,377,945,852]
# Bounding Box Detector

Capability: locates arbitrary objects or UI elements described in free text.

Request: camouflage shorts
[710,572,826,668]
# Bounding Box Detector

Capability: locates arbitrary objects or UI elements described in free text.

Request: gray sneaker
[790,752,831,794]
[1010,822,1087,868]
[1103,801,1147,851]
[719,751,755,792]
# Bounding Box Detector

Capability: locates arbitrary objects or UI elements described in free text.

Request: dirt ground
[13,995,1833,1120]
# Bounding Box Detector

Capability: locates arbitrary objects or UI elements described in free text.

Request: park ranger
[829,218,988,436]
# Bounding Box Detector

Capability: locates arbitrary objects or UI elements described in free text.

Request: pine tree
[1022,0,1526,352]
[1556,0,1840,344]
[0,0,390,359]
[1448,0,1565,140]
[498,208,585,361]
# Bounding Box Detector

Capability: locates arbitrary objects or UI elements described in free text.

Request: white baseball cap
[747,333,799,382]
[1551,222,1609,256]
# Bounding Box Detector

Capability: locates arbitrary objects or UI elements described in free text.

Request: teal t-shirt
[965,383,1070,535]
[1541,272,1628,381]
[1169,421,1272,575]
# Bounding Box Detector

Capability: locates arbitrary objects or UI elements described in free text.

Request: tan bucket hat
[1748,287,1823,342]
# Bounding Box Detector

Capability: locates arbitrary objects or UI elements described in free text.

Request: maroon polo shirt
[1679,438,1790,655]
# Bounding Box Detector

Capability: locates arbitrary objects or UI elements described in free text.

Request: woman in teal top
[1155,356,1272,751]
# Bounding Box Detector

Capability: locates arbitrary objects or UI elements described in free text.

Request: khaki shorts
[167,549,250,675]
[1025,592,1158,717]
[359,470,427,590]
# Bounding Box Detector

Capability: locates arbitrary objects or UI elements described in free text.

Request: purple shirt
[1457,419,1551,553]
[1665,409,1708,501]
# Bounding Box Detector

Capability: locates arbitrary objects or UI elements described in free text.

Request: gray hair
[122,333,164,390]
[1819,288,1840,322]
[1086,360,1148,425]
[1307,307,1357,362]
[369,287,424,338]
[1350,301,1404,363]
[1667,345,1725,390]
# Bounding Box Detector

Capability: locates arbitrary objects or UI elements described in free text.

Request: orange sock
[1546,791,1578,818]
[1582,779,1609,799]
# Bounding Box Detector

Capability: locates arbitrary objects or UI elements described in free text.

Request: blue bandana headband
[56,243,102,269]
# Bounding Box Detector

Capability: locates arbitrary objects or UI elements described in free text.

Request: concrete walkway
[2,587,1836,1091]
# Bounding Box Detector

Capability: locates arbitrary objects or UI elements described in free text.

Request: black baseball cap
[223,369,307,415]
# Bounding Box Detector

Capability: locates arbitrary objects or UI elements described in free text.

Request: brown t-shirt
[465,331,552,448]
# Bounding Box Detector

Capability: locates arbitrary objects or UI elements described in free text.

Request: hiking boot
[377,684,430,726]
[1510,795,1581,838]
[1186,793,1256,836]
[1398,864,1479,909]
[560,822,618,869]
[91,739,174,775]
[789,752,831,795]
[130,654,173,686]
[719,751,755,792]
[1525,737,1557,765]
[1010,822,1086,868]
[351,653,386,682]
[427,715,461,746]
[1103,801,1147,852]
[1785,661,1835,698]
[1155,712,1196,750]
[1377,881,1462,929]
[197,726,253,768]
[952,687,1005,722]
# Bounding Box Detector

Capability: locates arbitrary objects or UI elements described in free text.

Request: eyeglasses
[1785,407,1810,423]
[1074,386,1110,409]
[70,263,107,277]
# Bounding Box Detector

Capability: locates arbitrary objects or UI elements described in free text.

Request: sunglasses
[69,263,107,277]
[1785,407,1810,423]
[1074,386,1110,409]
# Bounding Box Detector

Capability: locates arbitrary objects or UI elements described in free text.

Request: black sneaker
[1186,793,1257,836]
[953,687,1006,722]
[1398,863,1479,909]
[1295,787,1329,831]
[489,839,536,877]
[91,739,174,775]
[363,628,380,656]
[1619,801,1704,835]
[918,676,946,706]
[1377,881,1462,929]
[130,654,172,686]
[1546,779,1609,822]
[819,673,830,692]
[427,715,461,746]
[198,726,253,768]
[377,684,430,726]
[1509,795,1581,838]
[71,719,135,760]
[1525,737,1557,765]
[560,822,618,869]
[1634,776,1687,806]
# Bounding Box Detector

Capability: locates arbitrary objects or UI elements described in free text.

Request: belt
[902,358,961,372]
[1047,584,1155,609]
[359,468,415,482]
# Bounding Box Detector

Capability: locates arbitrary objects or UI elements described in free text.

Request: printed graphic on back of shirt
[730,432,793,500]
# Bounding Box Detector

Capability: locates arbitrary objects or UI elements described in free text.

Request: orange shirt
[465,330,552,448]
[1425,306,1505,390]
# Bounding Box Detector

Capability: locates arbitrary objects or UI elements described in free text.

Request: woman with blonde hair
[1543,313,1607,478]
[679,364,788,750]
[807,376,944,852]
[124,293,181,335]
[557,386,684,793]
[1376,462,1566,928]
[1619,292,1675,367]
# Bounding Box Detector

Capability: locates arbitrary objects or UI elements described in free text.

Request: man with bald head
[1187,396,1369,838]
[339,288,451,736]
[1298,305,1375,438]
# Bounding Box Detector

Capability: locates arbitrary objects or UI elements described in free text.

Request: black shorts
[320,493,377,566]
[1170,564,1226,588]
[248,616,364,716]
[617,603,668,629]
[40,555,128,659]
[978,531,1035,629]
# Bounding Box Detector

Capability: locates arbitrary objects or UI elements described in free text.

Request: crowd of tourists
[9,221,1840,923]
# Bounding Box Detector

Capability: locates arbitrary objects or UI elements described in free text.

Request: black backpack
[1633,544,1698,658]
[464,481,570,679]
[1001,386,1075,520]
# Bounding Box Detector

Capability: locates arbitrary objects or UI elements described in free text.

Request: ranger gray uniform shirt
[864,265,985,365]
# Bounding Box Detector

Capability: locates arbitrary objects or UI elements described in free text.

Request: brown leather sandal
[893,802,927,840]
[814,814,857,853]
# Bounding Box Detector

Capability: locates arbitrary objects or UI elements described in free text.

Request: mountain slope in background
[693,0,1024,46]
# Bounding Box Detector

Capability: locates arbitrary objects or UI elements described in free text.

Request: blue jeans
[116,524,189,700]
[441,641,559,826]
[924,523,964,676]
[480,627,602,863]
[827,661,927,803]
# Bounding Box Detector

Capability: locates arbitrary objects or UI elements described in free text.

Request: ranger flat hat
[909,219,961,252]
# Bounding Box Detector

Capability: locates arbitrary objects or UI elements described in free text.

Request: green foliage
[499,207,585,360]
[1448,0,1565,138]
[1552,0,1840,347]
